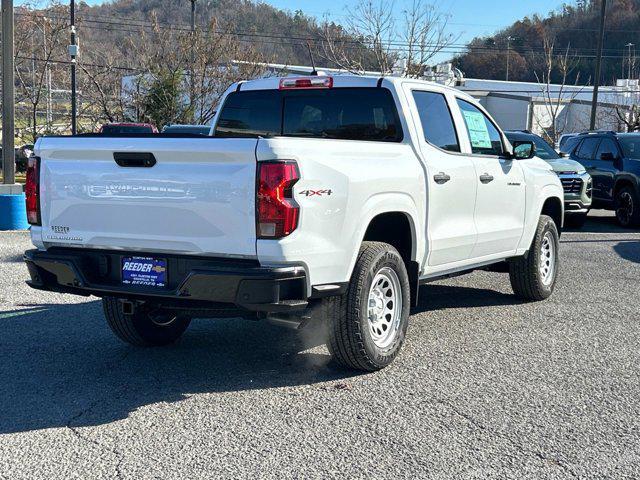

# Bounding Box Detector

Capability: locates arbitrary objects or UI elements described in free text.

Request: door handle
[479,173,494,184]
[433,172,451,184]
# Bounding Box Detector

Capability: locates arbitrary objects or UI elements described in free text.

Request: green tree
[141,71,191,128]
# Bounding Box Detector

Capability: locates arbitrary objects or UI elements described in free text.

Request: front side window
[619,135,640,158]
[455,99,504,156]
[576,137,600,160]
[412,91,460,152]
[595,138,619,160]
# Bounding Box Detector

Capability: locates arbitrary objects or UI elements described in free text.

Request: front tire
[509,215,560,301]
[615,186,640,228]
[326,242,410,372]
[102,297,191,346]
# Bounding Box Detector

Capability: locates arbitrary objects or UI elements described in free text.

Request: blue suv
[566,131,640,227]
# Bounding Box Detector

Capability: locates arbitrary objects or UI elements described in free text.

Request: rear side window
[576,137,600,160]
[412,91,460,152]
[215,90,281,138]
[456,99,504,156]
[215,87,402,142]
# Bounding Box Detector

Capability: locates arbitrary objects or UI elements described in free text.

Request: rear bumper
[24,248,309,313]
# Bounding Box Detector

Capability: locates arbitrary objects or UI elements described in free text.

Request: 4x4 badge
[299,189,333,197]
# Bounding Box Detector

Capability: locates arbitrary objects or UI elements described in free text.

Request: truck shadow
[613,241,640,264]
[1,281,527,434]
[413,283,523,313]
[0,301,355,434]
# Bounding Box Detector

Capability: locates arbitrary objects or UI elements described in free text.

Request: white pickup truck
[24,75,564,371]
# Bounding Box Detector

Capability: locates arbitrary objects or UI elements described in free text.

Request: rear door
[454,97,526,258]
[573,137,605,200]
[37,136,258,257]
[409,88,478,267]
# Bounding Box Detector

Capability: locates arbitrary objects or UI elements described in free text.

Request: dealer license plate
[121,256,167,288]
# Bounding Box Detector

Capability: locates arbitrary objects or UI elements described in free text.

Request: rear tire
[615,186,640,228]
[326,241,410,372]
[509,215,560,301]
[102,297,191,346]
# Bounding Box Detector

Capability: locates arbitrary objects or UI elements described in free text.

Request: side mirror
[600,152,616,161]
[511,140,536,160]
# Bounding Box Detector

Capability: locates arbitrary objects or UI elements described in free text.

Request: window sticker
[462,110,492,149]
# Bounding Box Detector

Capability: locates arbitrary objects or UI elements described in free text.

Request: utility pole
[626,43,634,79]
[69,0,78,134]
[2,0,15,186]
[506,36,514,81]
[590,0,607,131]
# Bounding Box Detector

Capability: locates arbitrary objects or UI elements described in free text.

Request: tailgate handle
[113,152,156,168]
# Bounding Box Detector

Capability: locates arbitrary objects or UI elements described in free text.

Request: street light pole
[626,42,634,79]
[70,0,78,134]
[589,0,607,131]
[2,0,15,185]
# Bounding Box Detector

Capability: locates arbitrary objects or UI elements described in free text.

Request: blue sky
[17,0,568,61]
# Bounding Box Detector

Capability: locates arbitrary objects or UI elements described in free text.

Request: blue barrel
[0,194,29,230]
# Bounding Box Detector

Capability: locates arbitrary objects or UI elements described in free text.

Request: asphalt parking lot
[1,211,639,479]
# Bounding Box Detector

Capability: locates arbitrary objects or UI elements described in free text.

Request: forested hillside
[76,0,325,67]
[454,0,640,85]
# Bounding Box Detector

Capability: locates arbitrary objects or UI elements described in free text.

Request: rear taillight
[25,156,41,225]
[257,161,300,238]
[279,76,333,89]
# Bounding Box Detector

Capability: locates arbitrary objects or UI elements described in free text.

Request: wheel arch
[347,199,422,306]
[540,195,564,232]
[613,176,639,198]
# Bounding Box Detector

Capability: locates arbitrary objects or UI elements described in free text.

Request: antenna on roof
[306,42,318,76]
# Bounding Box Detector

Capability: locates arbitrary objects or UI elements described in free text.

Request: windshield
[101,125,154,134]
[506,133,559,160]
[619,135,640,158]
[530,135,560,160]
[163,126,210,135]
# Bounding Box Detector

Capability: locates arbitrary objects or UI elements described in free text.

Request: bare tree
[319,0,456,76]
[14,3,68,142]
[401,0,457,78]
[534,35,584,144]
[119,16,270,127]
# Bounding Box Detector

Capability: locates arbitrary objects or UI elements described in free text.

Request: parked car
[161,124,211,135]
[24,75,564,371]
[506,130,592,228]
[0,145,35,173]
[99,122,158,134]
[565,131,640,227]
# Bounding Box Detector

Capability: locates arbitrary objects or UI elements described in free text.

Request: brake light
[257,161,300,238]
[279,76,333,90]
[25,156,41,225]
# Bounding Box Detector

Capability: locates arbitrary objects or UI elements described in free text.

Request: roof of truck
[234,74,474,101]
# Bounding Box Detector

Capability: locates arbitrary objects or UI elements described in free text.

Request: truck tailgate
[36,136,258,257]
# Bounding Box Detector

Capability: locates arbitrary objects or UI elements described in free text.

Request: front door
[591,137,621,202]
